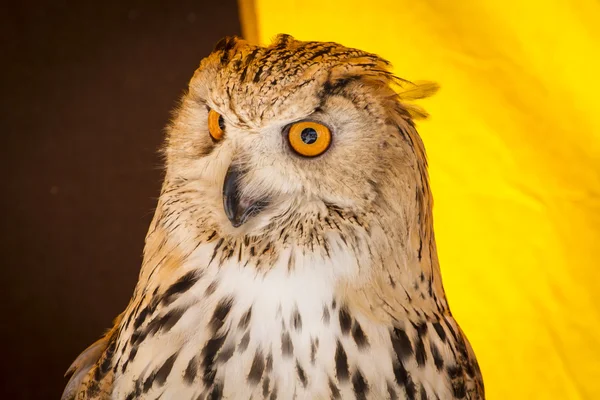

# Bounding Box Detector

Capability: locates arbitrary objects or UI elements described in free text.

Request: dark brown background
[0,1,241,398]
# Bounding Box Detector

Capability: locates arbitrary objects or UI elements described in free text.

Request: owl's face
[164,35,431,241]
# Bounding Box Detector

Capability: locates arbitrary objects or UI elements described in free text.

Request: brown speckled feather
[64,34,484,400]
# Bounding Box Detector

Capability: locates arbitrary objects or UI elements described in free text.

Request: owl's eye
[208,109,225,141]
[287,121,331,157]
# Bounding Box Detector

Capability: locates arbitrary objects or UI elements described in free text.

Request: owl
[62,34,484,400]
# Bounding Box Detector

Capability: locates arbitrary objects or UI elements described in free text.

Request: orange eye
[208,109,225,141]
[288,121,331,157]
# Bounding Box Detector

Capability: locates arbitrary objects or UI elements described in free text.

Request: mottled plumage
[63,34,484,400]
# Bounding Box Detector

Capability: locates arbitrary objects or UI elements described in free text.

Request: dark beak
[223,165,268,227]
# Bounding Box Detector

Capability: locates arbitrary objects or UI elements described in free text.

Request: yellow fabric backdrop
[239,1,600,398]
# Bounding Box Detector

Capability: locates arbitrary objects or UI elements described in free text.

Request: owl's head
[163,34,437,248]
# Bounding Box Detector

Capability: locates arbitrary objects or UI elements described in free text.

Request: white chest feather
[111,243,458,400]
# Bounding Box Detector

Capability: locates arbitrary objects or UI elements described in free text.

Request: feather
[61,314,122,400]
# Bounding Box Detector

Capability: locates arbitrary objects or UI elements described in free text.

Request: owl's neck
[134,192,448,325]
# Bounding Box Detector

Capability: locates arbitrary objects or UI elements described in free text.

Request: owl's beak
[223,165,268,227]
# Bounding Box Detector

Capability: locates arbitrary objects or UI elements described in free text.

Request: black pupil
[218,115,225,131]
[300,128,318,144]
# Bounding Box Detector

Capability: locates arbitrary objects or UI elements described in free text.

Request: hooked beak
[223,165,268,227]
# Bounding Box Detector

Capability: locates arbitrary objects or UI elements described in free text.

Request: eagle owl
[63,34,484,400]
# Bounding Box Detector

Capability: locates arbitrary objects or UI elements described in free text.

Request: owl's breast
[109,245,465,399]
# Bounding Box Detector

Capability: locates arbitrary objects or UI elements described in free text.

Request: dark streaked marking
[432,322,446,342]
[428,276,434,297]
[275,33,293,47]
[217,346,234,363]
[129,329,146,350]
[307,46,336,61]
[209,238,224,264]
[454,336,471,361]
[414,336,427,367]
[142,371,156,393]
[322,306,330,324]
[220,50,231,66]
[161,271,200,306]
[296,360,307,387]
[339,306,352,334]
[329,378,341,399]
[213,36,237,52]
[262,242,271,255]
[214,37,237,65]
[130,331,142,346]
[430,342,444,370]
[95,338,116,380]
[155,354,177,386]
[404,289,413,303]
[239,331,250,352]
[447,364,462,379]
[335,340,349,382]
[444,319,460,344]
[464,359,476,378]
[124,299,143,330]
[127,346,138,365]
[130,379,143,398]
[133,307,150,330]
[159,308,186,332]
[291,307,302,331]
[319,77,359,101]
[389,272,397,288]
[207,382,223,400]
[415,322,428,336]
[239,306,252,329]
[269,383,278,400]
[266,352,273,372]
[352,369,369,400]
[141,307,185,341]
[86,381,100,397]
[391,327,413,360]
[281,332,293,357]
[142,316,163,337]
[453,381,467,399]
[240,48,260,82]
[247,350,265,384]
[184,356,198,384]
[253,64,265,83]
[201,334,227,386]
[419,383,429,400]
[393,360,416,400]
[310,338,318,364]
[120,359,129,374]
[262,376,270,397]
[124,390,138,400]
[205,281,217,296]
[351,321,369,349]
[210,298,233,332]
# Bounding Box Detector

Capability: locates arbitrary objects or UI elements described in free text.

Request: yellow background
[240,1,600,398]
